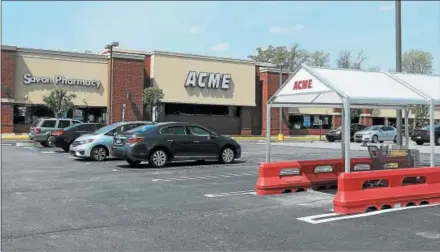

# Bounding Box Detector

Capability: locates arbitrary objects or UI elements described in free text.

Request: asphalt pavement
[2,141,440,251]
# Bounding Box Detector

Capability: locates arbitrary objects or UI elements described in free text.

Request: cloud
[378,3,394,12]
[188,25,205,34]
[269,24,304,35]
[210,43,230,51]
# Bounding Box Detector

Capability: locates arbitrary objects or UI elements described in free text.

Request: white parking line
[297,203,440,224]
[151,172,257,182]
[204,190,256,198]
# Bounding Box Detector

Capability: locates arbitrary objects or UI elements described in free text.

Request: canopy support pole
[343,98,351,173]
[404,107,409,149]
[429,101,435,167]
[341,109,345,159]
[265,104,272,162]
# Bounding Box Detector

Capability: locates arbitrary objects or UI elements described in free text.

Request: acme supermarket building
[2,45,437,136]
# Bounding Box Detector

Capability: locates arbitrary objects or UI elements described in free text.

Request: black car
[326,123,368,142]
[411,125,440,145]
[111,122,242,167]
[49,123,103,152]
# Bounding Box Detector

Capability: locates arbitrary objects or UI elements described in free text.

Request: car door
[186,125,220,157]
[387,126,397,140]
[160,125,191,157]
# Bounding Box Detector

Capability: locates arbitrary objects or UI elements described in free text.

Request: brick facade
[1,48,16,133]
[260,71,290,136]
[110,57,145,123]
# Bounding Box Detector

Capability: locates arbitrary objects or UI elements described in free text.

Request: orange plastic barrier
[256,156,412,196]
[256,159,343,195]
[333,167,440,215]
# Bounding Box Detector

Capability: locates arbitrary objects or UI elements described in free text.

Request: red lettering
[293,79,313,90]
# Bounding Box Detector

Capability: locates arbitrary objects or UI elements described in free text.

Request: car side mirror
[209,134,219,139]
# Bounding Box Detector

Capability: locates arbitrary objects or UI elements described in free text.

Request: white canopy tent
[266,64,438,172]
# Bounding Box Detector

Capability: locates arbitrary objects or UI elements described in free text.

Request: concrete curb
[231,136,323,141]
[2,135,30,140]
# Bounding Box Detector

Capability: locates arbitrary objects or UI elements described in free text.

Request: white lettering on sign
[184,71,231,90]
[23,74,102,89]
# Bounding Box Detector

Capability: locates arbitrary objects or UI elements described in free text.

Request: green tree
[143,86,164,122]
[42,87,77,118]
[403,49,434,128]
[306,50,330,67]
[248,43,309,71]
[336,50,367,70]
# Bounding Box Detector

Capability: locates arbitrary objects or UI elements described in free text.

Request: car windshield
[422,125,440,130]
[126,124,156,134]
[365,126,381,131]
[92,123,121,135]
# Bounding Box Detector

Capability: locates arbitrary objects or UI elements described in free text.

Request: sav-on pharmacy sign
[184,71,231,90]
[23,74,102,89]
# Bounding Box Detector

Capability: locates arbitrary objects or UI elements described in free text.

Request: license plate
[417,136,421,139]
[115,139,122,144]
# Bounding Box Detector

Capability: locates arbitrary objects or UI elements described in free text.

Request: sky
[2,1,440,73]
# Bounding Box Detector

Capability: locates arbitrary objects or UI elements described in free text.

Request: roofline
[390,71,440,77]
[382,71,432,102]
[103,47,278,66]
[9,45,107,60]
[259,67,291,74]
[1,45,17,51]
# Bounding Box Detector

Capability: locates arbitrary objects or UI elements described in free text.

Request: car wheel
[416,141,424,146]
[149,149,168,168]
[40,141,50,147]
[126,159,142,166]
[327,139,335,142]
[393,135,397,143]
[372,135,378,143]
[91,146,108,161]
[62,146,70,152]
[220,147,235,164]
[436,137,440,146]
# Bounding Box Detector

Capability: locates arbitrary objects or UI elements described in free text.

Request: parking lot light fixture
[105,41,119,124]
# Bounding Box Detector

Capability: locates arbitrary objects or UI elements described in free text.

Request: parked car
[48,123,103,152]
[325,123,368,142]
[354,125,397,143]
[111,122,242,167]
[69,121,150,161]
[411,125,440,145]
[29,118,83,147]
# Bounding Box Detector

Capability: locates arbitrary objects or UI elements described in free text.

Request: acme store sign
[184,71,231,90]
[23,74,102,89]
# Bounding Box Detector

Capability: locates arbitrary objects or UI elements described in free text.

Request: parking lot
[2,141,440,251]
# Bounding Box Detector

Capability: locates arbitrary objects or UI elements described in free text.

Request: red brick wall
[1,50,16,98]
[110,58,145,123]
[1,49,16,133]
[1,104,13,133]
[260,71,290,135]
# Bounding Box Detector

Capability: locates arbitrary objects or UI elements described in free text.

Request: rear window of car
[422,125,440,130]
[32,119,41,127]
[41,120,56,128]
[126,124,156,134]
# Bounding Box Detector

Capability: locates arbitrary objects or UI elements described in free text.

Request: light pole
[105,41,119,124]
[278,60,289,140]
[395,0,403,146]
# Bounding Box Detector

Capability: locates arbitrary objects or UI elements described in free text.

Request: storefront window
[289,114,332,130]
[165,103,240,117]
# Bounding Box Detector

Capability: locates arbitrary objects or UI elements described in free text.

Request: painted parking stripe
[151,172,257,182]
[204,190,256,198]
[297,203,440,224]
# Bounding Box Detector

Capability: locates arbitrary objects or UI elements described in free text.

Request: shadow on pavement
[116,160,247,169]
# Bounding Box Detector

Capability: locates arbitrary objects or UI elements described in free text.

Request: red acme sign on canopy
[293,79,313,90]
